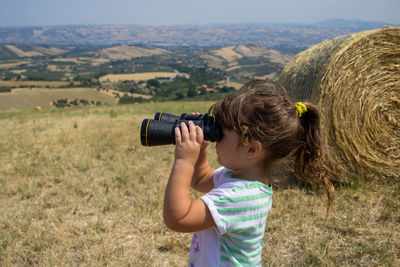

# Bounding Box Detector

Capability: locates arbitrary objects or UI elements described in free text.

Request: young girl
[163,79,337,266]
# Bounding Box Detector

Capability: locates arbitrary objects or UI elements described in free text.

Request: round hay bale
[278,28,400,182]
[33,106,41,112]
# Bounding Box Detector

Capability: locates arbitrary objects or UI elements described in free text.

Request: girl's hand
[191,112,209,152]
[174,121,204,166]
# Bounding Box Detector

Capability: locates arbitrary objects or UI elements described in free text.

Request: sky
[1,0,399,27]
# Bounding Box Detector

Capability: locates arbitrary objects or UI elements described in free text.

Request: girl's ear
[246,140,263,159]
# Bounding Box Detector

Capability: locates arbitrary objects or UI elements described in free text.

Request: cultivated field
[0,88,118,109]
[99,72,180,82]
[52,57,110,66]
[100,45,169,60]
[0,102,398,266]
[0,81,73,88]
[4,45,67,57]
[0,61,31,69]
[225,82,244,90]
[99,89,152,100]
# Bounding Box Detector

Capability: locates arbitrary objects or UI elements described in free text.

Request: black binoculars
[141,112,223,146]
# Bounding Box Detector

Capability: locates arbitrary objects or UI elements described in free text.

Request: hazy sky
[1,0,399,27]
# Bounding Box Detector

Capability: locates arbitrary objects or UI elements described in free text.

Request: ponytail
[293,102,337,211]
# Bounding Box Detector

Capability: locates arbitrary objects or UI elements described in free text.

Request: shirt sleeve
[212,167,226,187]
[201,169,273,236]
[200,167,228,234]
[201,187,228,235]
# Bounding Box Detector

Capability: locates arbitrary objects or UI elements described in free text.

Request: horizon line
[1,18,397,29]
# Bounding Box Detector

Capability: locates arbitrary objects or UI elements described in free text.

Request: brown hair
[209,79,338,210]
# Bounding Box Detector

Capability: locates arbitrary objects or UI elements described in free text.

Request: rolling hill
[0,44,67,59]
[211,44,292,64]
[96,44,170,60]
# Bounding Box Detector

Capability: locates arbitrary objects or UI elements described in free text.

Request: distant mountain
[317,18,388,28]
[0,20,396,48]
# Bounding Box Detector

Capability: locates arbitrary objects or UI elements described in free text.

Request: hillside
[0,44,67,60]
[96,44,170,60]
[211,44,292,64]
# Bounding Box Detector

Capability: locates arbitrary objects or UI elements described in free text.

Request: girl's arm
[190,112,215,193]
[191,141,215,193]
[163,121,215,232]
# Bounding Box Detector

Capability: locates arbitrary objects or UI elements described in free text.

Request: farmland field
[99,72,181,82]
[4,45,67,57]
[0,88,118,109]
[0,102,398,266]
[0,61,31,69]
[0,80,73,88]
[5,45,43,57]
[100,45,169,60]
[52,57,110,66]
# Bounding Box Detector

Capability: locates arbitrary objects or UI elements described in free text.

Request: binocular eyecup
[141,112,223,146]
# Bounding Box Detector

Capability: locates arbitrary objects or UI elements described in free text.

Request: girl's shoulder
[212,166,232,186]
[213,167,272,195]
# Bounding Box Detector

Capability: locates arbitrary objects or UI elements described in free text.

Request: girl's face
[215,129,248,169]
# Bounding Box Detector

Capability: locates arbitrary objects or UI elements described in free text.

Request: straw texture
[278,28,400,181]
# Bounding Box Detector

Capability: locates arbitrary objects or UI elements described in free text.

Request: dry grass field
[225,82,243,90]
[52,57,110,66]
[212,46,243,62]
[9,69,27,74]
[0,102,399,266]
[5,45,43,57]
[4,45,67,58]
[99,72,180,82]
[0,81,72,88]
[100,45,169,60]
[0,88,118,110]
[0,61,31,69]
[211,45,292,64]
[99,89,152,100]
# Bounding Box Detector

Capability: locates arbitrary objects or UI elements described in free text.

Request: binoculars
[141,112,223,146]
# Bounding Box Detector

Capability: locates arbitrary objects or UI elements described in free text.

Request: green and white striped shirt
[189,167,273,267]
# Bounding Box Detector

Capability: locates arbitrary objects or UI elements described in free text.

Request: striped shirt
[189,167,273,267]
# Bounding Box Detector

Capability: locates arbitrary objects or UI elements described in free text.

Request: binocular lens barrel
[141,119,176,146]
[140,112,223,146]
[154,112,179,123]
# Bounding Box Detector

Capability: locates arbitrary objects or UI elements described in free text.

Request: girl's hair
[209,79,338,210]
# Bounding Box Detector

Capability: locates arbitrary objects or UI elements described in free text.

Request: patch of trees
[190,67,224,85]
[73,75,99,87]
[0,87,12,93]
[52,98,104,108]
[118,94,148,104]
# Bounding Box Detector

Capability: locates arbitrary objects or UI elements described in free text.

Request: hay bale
[278,28,400,182]
[33,106,41,112]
